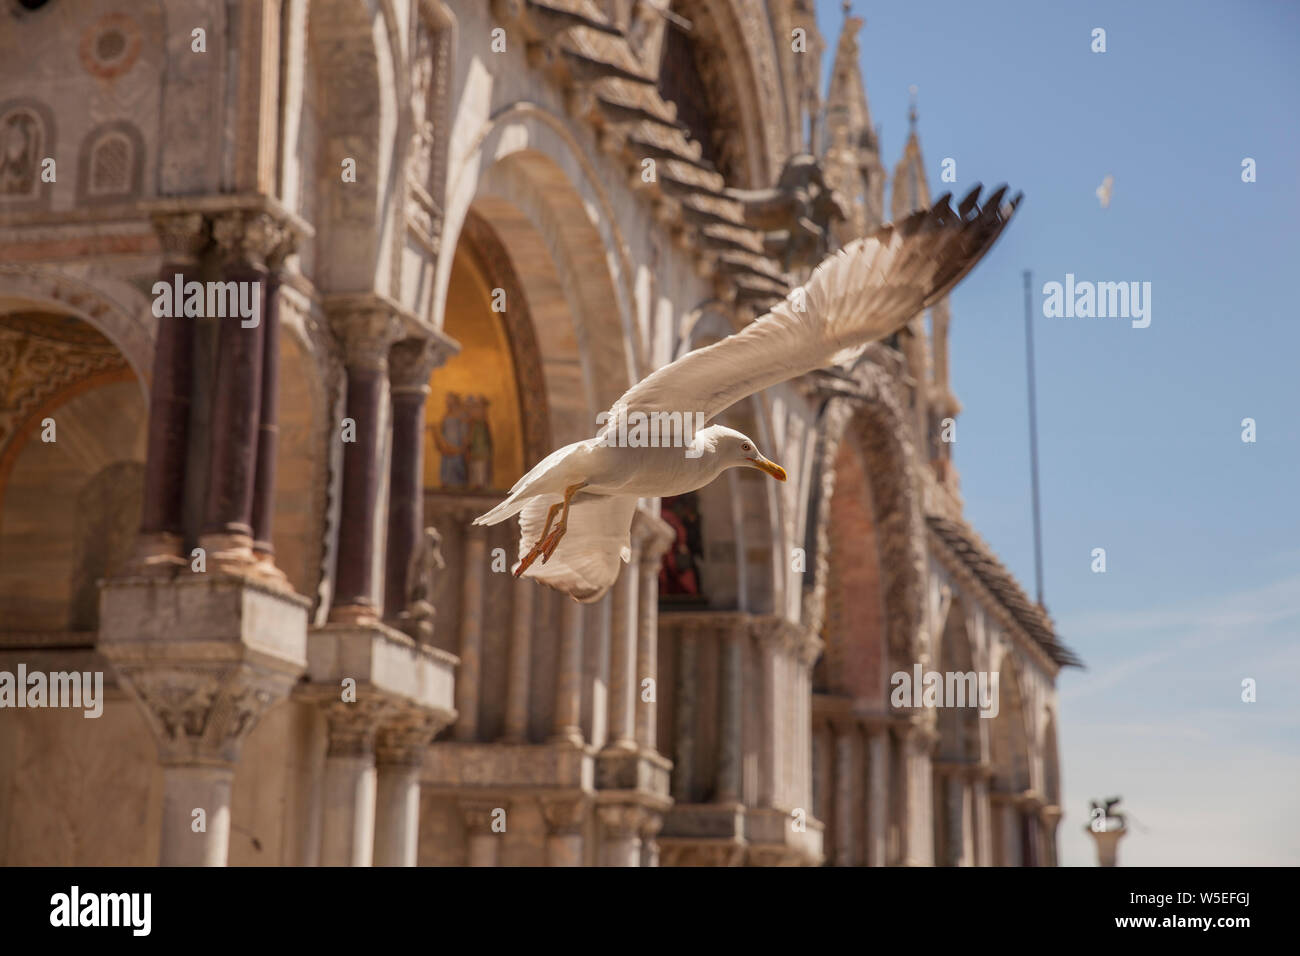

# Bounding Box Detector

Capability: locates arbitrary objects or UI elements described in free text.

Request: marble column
[606,552,640,751]
[502,581,534,742]
[864,720,890,867]
[250,230,297,570]
[552,595,585,746]
[542,797,585,867]
[136,211,207,568]
[462,801,503,867]
[454,523,488,740]
[597,804,645,867]
[159,765,234,866]
[671,624,698,802]
[634,547,663,750]
[373,713,440,867]
[328,303,405,623]
[384,336,452,636]
[832,720,858,866]
[716,623,743,803]
[201,210,285,569]
[319,701,389,866]
[639,812,663,867]
[972,765,993,866]
[757,628,777,808]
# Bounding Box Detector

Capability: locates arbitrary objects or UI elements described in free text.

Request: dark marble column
[250,231,297,567]
[383,337,452,638]
[329,305,405,624]
[135,212,208,570]
[201,211,285,569]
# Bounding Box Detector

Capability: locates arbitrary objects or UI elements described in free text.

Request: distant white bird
[1097,174,1114,209]
[474,184,1022,602]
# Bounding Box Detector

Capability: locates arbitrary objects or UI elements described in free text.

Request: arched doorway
[989,657,1032,865]
[932,600,981,866]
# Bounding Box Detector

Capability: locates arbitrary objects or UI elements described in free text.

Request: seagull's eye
[741,442,751,452]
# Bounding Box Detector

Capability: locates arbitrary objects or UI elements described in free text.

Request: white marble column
[672,624,698,802]
[758,632,778,808]
[454,524,488,741]
[606,556,640,750]
[503,580,534,742]
[972,767,993,866]
[864,720,890,867]
[319,702,388,866]
[597,805,645,867]
[373,714,441,866]
[634,554,660,750]
[542,796,585,867]
[462,801,503,867]
[716,624,744,803]
[159,766,235,866]
[832,722,858,866]
[552,598,585,746]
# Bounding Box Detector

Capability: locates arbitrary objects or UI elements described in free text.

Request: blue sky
[814,0,1300,865]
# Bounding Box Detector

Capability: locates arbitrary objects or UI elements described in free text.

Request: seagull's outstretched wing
[608,184,1021,425]
[514,493,638,603]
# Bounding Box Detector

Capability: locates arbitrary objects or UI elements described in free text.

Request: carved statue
[724,153,848,271]
[405,526,444,642]
[1090,795,1126,831]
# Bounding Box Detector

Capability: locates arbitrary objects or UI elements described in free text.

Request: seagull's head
[703,425,787,482]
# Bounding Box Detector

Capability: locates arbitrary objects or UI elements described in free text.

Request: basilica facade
[0,0,1077,866]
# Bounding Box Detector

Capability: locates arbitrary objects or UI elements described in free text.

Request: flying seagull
[1096,174,1114,209]
[474,184,1022,602]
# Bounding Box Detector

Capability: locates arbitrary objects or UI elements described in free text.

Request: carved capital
[151,211,210,266]
[460,800,505,836]
[211,209,292,273]
[596,803,646,838]
[329,306,406,372]
[319,698,398,757]
[115,662,294,766]
[540,794,587,836]
[388,335,454,392]
[375,709,445,766]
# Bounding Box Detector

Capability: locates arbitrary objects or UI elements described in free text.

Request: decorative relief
[78,12,143,81]
[0,102,48,200]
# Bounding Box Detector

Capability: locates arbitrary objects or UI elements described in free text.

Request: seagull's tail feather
[472,494,528,527]
[514,494,637,603]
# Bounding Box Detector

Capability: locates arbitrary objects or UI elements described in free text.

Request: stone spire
[889,96,962,497]
[890,86,931,220]
[820,6,885,242]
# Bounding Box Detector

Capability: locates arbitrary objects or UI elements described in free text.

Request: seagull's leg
[514,501,564,577]
[540,481,586,563]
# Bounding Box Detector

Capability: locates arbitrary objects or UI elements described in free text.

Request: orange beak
[748,456,787,481]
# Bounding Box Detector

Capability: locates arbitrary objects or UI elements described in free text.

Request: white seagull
[474,184,1022,602]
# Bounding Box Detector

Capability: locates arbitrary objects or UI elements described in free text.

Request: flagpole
[1023,270,1045,607]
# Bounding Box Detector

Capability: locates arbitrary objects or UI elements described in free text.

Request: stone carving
[405,526,444,643]
[724,153,847,270]
[118,664,290,765]
[0,107,44,198]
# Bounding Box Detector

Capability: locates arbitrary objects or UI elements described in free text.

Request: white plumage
[475,184,1022,603]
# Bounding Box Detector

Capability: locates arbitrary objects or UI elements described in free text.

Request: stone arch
[989,656,1031,795]
[0,311,145,633]
[663,0,787,187]
[934,599,980,762]
[437,105,639,442]
[657,305,776,611]
[0,264,155,391]
[1042,710,1061,807]
[808,361,926,680]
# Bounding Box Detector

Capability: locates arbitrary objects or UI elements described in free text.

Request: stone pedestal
[1088,823,1127,866]
[98,574,310,866]
[298,621,457,866]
